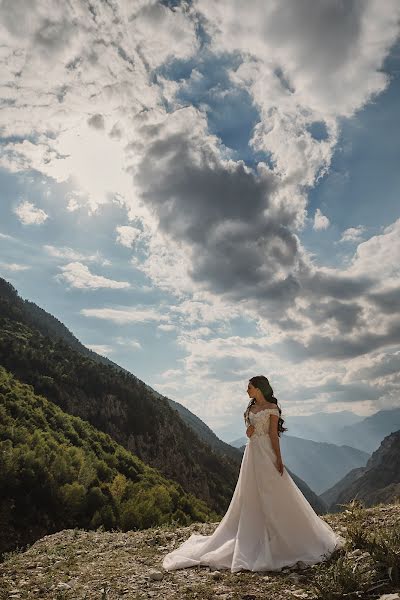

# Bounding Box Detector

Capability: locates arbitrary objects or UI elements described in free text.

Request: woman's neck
[255,397,270,405]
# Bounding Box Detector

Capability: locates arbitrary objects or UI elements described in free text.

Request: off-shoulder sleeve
[270,408,280,417]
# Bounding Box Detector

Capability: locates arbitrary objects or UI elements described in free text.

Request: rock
[296,561,308,570]
[287,573,302,583]
[378,595,400,600]
[211,570,222,580]
[148,569,164,581]
[56,582,71,590]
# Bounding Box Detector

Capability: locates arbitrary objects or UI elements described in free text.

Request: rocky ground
[1,504,399,600]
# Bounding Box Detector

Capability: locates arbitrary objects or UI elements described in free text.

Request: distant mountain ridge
[321,430,400,511]
[334,408,400,453]
[270,410,365,444]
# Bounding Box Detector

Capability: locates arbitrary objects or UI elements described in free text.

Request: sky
[1,0,400,442]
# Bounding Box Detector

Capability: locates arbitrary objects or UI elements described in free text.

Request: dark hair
[243,375,288,437]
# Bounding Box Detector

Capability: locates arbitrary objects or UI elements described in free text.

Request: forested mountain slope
[0,365,218,556]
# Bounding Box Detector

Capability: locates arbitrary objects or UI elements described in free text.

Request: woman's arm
[269,415,284,474]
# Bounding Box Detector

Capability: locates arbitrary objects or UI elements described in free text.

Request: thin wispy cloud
[0,262,30,271]
[56,262,130,290]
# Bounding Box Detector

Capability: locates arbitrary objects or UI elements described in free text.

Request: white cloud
[0,262,30,271]
[115,225,142,248]
[55,262,130,290]
[127,2,199,70]
[347,219,400,281]
[13,200,48,225]
[113,336,142,349]
[339,225,367,243]
[44,245,111,266]
[313,208,330,230]
[157,324,176,332]
[80,305,171,324]
[66,198,80,212]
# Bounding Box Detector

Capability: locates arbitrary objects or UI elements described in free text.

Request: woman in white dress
[162,375,345,573]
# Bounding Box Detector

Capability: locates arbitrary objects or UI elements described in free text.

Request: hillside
[0,365,218,557]
[0,278,241,515]
[0,278,129,376]
[1,502,399,600]
[157,395,243,463]
[234,435,369,495]
[0,279,242,463]
[320,466,366,509]
[325,430,400,512]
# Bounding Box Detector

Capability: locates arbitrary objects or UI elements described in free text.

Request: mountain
[0,278,241,515]
[233,434,369,494]
[319,467,366,509]
[0,277,327,515]
[324,430,400,512]
[0,365,218,557]
[334,408,400,453]
[156,395,243,463]
[280,436,369,495]
[270,410,365,444]
[238,444,326,514]
[276,407,400,454]
[0,278,130,375]
[0,278,242,466]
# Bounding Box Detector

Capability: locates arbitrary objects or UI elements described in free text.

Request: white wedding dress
[162,407,345,573]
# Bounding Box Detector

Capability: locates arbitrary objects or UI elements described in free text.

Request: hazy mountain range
[321,430,400,511]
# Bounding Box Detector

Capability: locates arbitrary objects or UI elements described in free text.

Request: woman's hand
[246,424,255,438]
[276,457,284,476]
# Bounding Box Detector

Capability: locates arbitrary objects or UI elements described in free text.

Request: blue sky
[0,1,399,442]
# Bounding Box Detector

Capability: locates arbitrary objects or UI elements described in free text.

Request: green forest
[0,365,219,558]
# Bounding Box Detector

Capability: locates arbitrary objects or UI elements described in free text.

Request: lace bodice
[248,407,280,437]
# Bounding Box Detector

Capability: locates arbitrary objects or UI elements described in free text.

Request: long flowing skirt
[162,433,345,572]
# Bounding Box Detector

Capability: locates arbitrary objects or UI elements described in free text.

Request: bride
[162,375,345,573]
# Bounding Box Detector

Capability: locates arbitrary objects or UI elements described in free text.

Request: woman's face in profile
[247,382,257,398]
